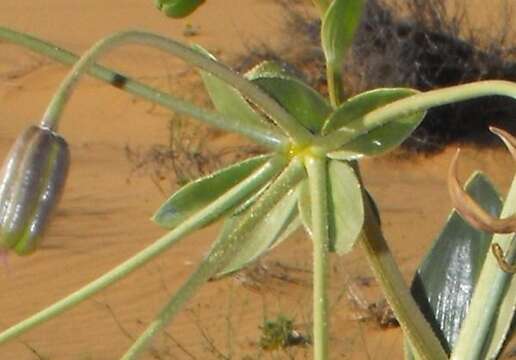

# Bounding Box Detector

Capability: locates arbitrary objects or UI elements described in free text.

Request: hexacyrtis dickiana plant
[0,1,515,359]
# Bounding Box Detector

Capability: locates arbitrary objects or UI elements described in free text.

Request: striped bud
[154,0,205,18]
[0,126,69,255]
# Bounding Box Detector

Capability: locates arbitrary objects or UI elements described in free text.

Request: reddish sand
[0,1,514,359]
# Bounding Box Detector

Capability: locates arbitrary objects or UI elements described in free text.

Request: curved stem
[0,26,286,150]
[0,156,286,345]
[305,156,330,360]
[318,80,516,152]
[122,158,305,359]
[36,30,312,144]
[360,198,448,360]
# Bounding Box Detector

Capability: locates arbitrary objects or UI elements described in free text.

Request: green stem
[35,30,312,144]
[326,62,344,108]
[0,26,286,150]
[360,198,448,360]
[312,0,331,15]
[122,158,305,359]
[305,156,330,360]
[451,175,516,360]
[0,156,286,345]
[318,80,516,152]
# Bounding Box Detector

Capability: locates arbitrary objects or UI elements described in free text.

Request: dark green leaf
[246,61,332,133]
[324,88,424,159]
[321,0,365,67]
[152,155,271,229]
[409,172,502,354]
[298,159,363,254]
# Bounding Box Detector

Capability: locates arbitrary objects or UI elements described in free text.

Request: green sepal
[245,61,332,134]
[324,88,425,159]
[321,0,365,68]
[407,172,502,355]
[155,0,205,18]
[152,154,273,229]
[213,187,299,279]
[298,159,363,254]
[192,45,276,134]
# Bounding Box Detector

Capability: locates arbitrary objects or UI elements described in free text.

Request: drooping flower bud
[0,126,69,255]
[154,0,205,18]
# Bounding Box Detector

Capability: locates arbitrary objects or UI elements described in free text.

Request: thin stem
[451,175,516,360]
[122,158,305,359]
[317,80,516,152]
[36,30,312,144]
[305,156,330,360]
[0,26,286,150]
[0,156,286,345]
[326,62,344,108]
[360,198,448,360]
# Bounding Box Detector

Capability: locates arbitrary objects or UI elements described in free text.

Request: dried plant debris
[125,114,263,194]
[235,0,515,153]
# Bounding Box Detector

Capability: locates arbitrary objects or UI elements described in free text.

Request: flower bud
[0,126,69,255]
[154,0,205,18]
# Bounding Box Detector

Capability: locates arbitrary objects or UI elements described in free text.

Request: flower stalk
[305,155,330,360]
[39,30,312,145]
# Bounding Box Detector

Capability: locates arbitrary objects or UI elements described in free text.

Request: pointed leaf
[246,61,332,133]
[324,88,425,159]
[152,154,272,229]
[321,0,365,68]
[193,45,274,132]
[298,159,363,254]
[214,188,299,278]
[409,172,502,354]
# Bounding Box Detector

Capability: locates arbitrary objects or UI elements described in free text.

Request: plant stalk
[360,197,448,360]
[305,156,330,360]
[37,30,312,145]
[0,157,286,345]
[122,158,305,359]
[318,80,516,152]
[326,62,344,108]
[451,174,516,360]
[0,27,287,150]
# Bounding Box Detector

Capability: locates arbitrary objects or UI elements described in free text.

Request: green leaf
[245,61,332,133]
[152,154,273,229]
[298,159,363,254]
[321,0,365,67]
[213,187,299,278]
[192,46,275,133]
[324,88,425,159]
[409,172,502,355]
[155,0,205,18]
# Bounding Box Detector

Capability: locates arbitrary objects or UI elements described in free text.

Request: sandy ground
[0,1,514,359]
